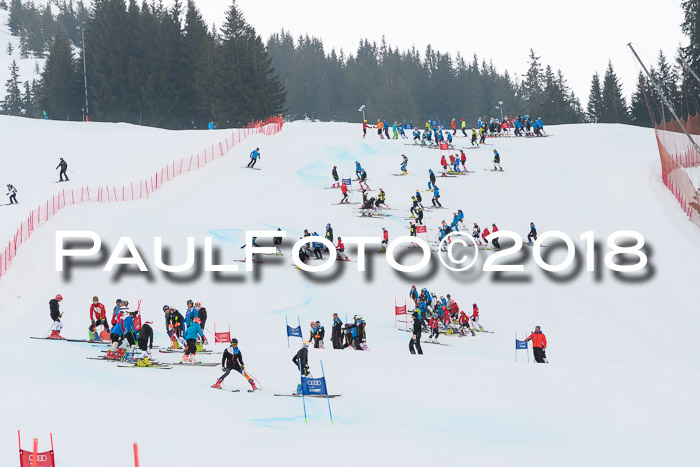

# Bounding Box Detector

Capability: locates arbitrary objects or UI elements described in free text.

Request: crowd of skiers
[306,314,368,351]
[363,115,546,142]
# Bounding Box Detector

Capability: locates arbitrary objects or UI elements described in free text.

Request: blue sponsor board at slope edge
[516,339,528,350]
[301,376,328,396]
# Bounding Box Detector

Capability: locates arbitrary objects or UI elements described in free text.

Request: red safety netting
[0,116,284,281]
[654,114,700,228]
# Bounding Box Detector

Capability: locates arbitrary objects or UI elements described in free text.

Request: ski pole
[42,322,54,338]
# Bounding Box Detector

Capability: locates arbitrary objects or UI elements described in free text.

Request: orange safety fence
[0,116,284,280]
[655,114,700,228]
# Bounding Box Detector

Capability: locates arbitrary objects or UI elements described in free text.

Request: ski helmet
[231,338,238,344]
[55,294,63,301]
[92,296,99,301]
[193,317,201,324]
[116,299,122,304]
[302,342,309,348]
[194,302,201,307]
[356,315,362,321]
[163,305,170,311]
[473,303,477,307]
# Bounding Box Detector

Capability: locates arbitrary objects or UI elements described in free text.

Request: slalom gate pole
[133,443,139,467]
[526,332,530,363]
[297,316,302,338]
[298,360,307,423]
[43,322,54,338]
[32,438,37,467]
[286,315,290,348]
[321,361,334,424]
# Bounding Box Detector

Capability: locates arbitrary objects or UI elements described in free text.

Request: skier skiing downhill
[56,158,69,181]
[472,222,483,246]
[88,296,110,341]
[400,154,408,174]
[471,128,479,147]
[336,237,349,261]
[428,169,436,190]
[48,294,64,339]
[492,149,503,171]
[247,148,261,168]
[355,161,362,179]
[6,184,18,204]
[212,338,258,390]
[182,317,204,363]
[458,311,475,337]
[292,342,310,376]
[527,222,538,245]
[380,227,389,253]
[432,185,442,208]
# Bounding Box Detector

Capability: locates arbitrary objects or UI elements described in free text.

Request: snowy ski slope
[1,118,699,466]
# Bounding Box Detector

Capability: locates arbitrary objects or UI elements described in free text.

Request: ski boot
[248,379,258,391]
[212,379,222,389]
[181,354,191,363]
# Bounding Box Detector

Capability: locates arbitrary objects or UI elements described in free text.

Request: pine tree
[586,73,603,123]
[40,24,81,120]
[183,0,216,127]
[681,0,700,116]
[1,60,24,115]
[7,42,13,56]
[8,0,22,36]
[599,61,628,123]
[0,0,9,11]
[629,72,654,127]
[22,79,37,117]
[521,49,544,117]
[214,1,285,126]
[19,30,29,58]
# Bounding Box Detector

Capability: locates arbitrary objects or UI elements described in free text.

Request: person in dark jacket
[409,312,423,355]
[527,222,538,244]
[169,308,185,347]
[309,321,325,348]
[211,338,257,390]
[56,158,69,181]
[195,302,208,344]
[331,313,343,349]
[292,342,310,376]
[136,321,154,366]
[48,294,64,338]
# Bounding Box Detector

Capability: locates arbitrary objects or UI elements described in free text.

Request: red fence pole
[32,438,38,467]
[134,443,139,467]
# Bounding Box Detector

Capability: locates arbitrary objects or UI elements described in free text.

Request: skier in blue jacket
[183,317,204,363]
[247,148,260,168]
[432,185,442,207]
[355,161,362,179]
[184,300,198,329]
[123,310,137,347]
[208,121,215,130]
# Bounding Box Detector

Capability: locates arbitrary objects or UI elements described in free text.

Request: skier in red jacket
[89,296,110,340]
[460,150,467,171]
[458,311,475,336]
[336,237,349,261]
[440,155,448,171]
[429,315,440,341]
[491,223,500,250]
[482,227,491,246]
[471,303,484,331]
[526,326,548,363]
[380,227,389,252]
[339,182,349,204]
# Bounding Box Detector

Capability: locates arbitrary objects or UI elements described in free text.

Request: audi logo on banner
[29,454,48,462]
[308,380,322,387]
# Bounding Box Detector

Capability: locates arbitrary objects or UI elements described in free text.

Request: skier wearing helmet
[292,342,310,376]
[471,304,483,331]
[375,188,387,209]
[212,338,258,390]
[48,294,64,339]
[182,317,204,363]
[331,166,339,187]
[89,296,109,341]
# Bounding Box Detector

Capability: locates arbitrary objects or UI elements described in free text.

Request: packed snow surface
[1,118,699,466]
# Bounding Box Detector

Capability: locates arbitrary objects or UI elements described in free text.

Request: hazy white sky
[186,1,686,103]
